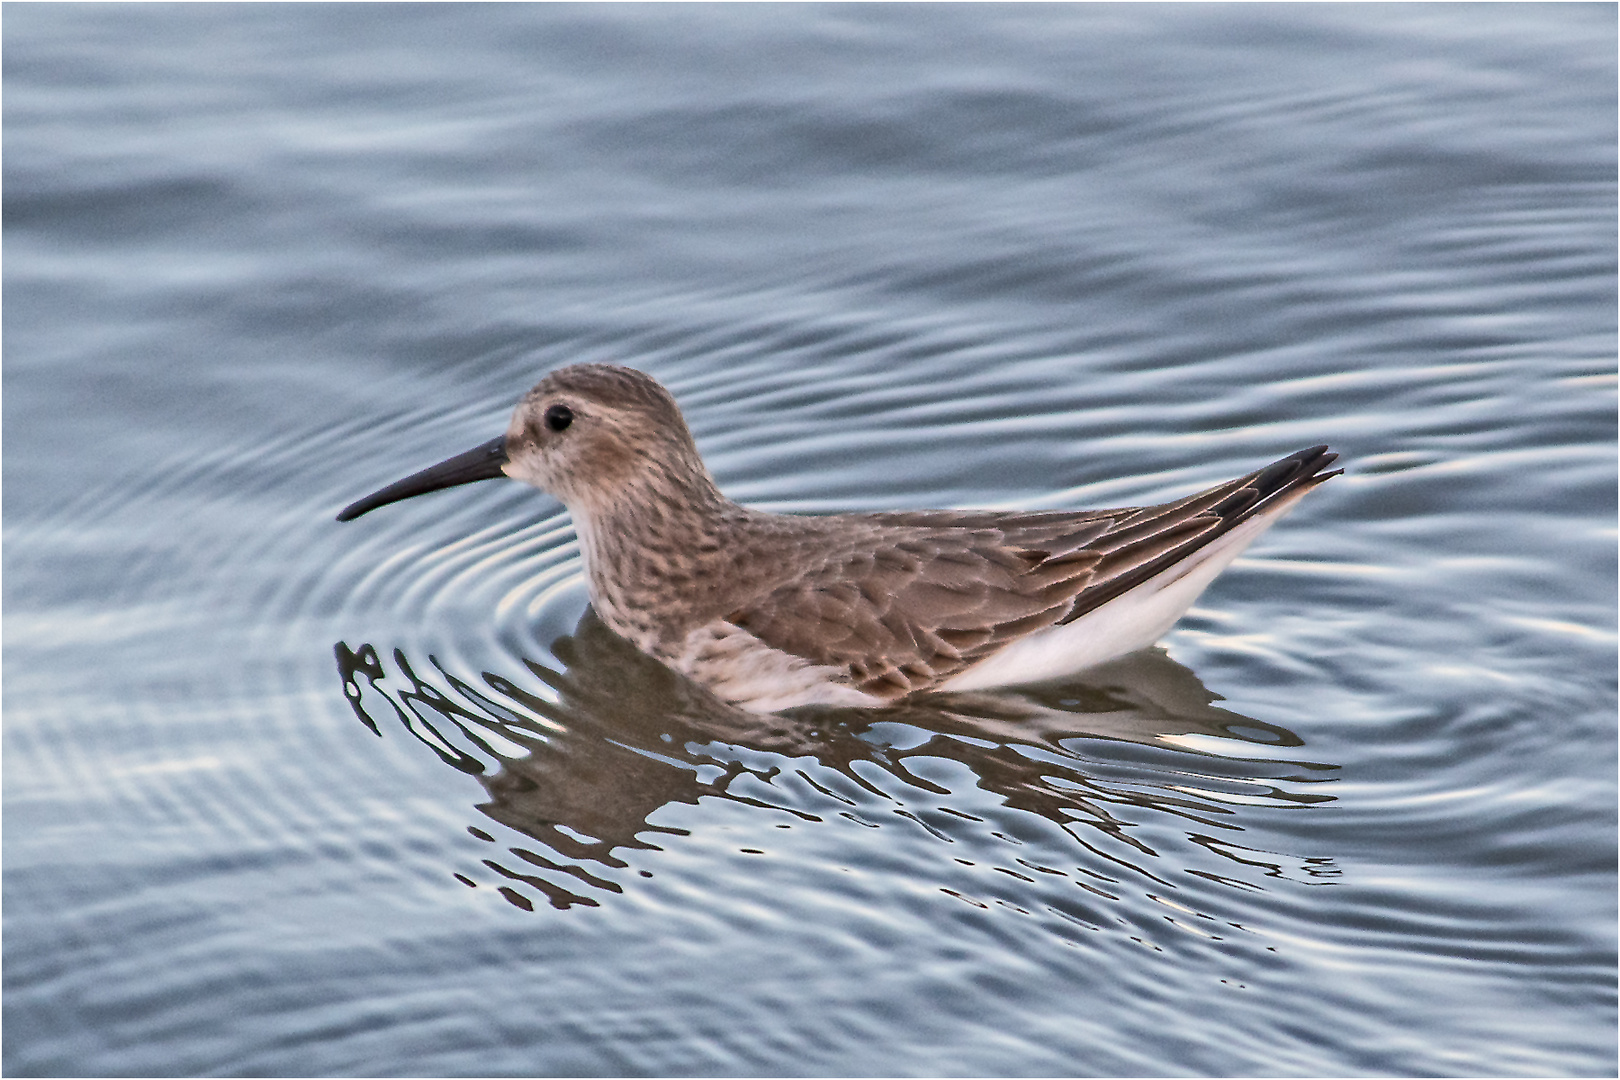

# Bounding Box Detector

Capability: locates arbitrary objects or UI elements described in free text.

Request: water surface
[5,5,1615,1076]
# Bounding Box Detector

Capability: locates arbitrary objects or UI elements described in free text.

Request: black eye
[544,404,574,432]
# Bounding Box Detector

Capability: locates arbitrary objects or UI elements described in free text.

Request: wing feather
[725,446,1340,699]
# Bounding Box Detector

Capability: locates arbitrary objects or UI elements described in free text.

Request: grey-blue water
[5,5,1615,1076]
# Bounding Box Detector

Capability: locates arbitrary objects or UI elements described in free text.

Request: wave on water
[337,610,1340,915]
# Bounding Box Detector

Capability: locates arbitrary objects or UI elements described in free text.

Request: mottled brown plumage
[339,364,1340,712]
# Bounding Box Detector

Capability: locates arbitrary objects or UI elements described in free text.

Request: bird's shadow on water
[335,611,1340,912]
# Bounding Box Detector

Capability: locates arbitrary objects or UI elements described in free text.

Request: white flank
[937,489,1313,692]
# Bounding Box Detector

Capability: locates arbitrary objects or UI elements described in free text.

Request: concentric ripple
[336,616,1341,915]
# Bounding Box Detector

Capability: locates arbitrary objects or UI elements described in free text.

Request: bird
[338,364,1340,713]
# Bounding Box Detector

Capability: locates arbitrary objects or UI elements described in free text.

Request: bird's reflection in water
[336,611,1339,912]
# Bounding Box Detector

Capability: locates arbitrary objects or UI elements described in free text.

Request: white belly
[671,620,887,713]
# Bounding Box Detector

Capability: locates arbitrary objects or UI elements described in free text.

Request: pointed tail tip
[1311,446,1340,476]
[1291,444,1340,477]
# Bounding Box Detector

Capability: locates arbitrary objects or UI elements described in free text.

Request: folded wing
[726,446,1340,699]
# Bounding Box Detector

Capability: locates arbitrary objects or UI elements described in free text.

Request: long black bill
[336,436,509,522]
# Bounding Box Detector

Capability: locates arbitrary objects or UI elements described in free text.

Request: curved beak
[336,436,508,522]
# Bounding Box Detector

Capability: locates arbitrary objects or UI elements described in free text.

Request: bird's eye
[544,404,574,432]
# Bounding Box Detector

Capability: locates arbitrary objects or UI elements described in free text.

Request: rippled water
[5,5,1615,1076]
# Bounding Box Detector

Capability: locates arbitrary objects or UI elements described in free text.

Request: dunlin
[339,364,1339,712]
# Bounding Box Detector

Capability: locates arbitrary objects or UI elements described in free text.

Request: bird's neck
[569,468,759,652]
